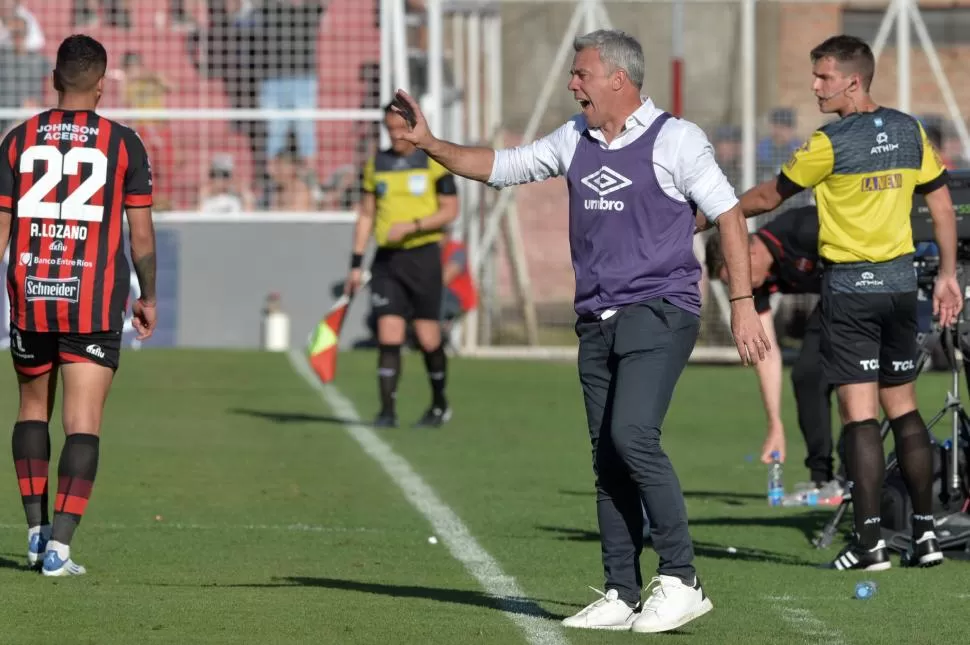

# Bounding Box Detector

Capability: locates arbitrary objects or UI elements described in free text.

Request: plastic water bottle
[768,451,784,506]
[855,581,877,600]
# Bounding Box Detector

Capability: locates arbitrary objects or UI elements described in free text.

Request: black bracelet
[729,294,754,302]
[351,253,363,269]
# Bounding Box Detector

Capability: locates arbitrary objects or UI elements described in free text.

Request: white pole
[474,2,586,273]
[740,0,756,194]
[466,10,483,345]
[908,2,970,160]
[896,0,911,114]
[583,0,597,32]
[870,0,899,61]
[596,0,614,28]
[427,0,444,133]
[487,13,503,140]
[380,0,393,145]
[392,0,410,94]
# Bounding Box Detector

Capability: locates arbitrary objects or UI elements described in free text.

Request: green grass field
[0,348,966,644]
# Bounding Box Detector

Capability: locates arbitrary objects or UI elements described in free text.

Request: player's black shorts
[819,256,919,386]
[8,327,122,376]
[370,242,443,321]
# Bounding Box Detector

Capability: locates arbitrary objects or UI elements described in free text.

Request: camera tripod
[812,319,970,551]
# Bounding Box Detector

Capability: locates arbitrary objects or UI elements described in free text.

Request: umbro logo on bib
[581,166,632,196]
[581,166,632,211]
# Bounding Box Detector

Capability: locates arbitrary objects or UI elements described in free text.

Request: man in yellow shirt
[736,35,963,571]
[345,103,460,428]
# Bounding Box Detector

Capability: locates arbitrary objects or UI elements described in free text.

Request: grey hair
[573,29,644,90]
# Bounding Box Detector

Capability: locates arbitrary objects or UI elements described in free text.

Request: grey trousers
[575,298,699,604]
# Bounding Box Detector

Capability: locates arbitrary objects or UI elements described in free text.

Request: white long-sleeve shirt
[487,98,739,222]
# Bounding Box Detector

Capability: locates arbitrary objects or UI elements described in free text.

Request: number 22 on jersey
[18,145,108,223]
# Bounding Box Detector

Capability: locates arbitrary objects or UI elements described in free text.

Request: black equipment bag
[880,439,970,553]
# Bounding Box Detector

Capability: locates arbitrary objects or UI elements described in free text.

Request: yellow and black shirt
[778,107,948,264]
[361,149,457,250]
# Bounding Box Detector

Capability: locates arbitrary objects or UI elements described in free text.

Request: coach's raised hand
[387,89,497,184]
[390,90,433,148]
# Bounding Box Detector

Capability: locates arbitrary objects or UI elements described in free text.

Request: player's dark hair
[810,35,875,92]
[704,233,725,282]
[54,34,108,93]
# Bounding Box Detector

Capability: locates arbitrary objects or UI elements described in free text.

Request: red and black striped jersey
[0,109,153,334]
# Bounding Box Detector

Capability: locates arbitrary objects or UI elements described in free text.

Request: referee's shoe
[413,406,452,428]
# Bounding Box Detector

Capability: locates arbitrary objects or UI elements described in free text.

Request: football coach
[388,29,769,633]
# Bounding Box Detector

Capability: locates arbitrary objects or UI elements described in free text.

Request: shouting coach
[388,29,769,633]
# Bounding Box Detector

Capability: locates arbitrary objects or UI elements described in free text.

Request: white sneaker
[630,575,713,633]
[561,588,638,631]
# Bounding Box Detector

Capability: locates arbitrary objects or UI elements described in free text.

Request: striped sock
[51,434,100,546]
[12,420,51,528]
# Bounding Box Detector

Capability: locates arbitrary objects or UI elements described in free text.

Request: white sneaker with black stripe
[630,575,714,634]
[561,588,638,631]
[828,538,891,571]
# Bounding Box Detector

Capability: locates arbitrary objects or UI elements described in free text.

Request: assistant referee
[344,102,459,429]
[736,35,962,571]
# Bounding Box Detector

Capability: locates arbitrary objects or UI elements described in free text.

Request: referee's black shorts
[370,242,443,321]
[819,258,919,387]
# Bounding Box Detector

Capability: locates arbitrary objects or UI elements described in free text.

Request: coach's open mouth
[578,99,590,109]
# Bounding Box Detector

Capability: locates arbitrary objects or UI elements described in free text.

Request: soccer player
[344,102,459,428]
[704,206,843,493]
[0,35,157,576]
[735,35,962,570]
[388,29,769,633]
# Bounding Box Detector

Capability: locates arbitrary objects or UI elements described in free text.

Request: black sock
[51,434,100,546]
[377,344,402,416]
[889,410,936,537]
[422,344,448,409]
[843,419,885,549]
[12,421,51,528]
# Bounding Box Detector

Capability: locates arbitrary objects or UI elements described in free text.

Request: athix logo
[581,166,632,211]
[86,344,105,359]
[855,270,885,288]
[871,131,899,155]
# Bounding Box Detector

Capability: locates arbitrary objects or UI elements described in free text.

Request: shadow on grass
[687,510,836,544]
[157,576,573,619]
[0,553,38,572]
[559,489,766,507]
[230,407,357,426]
[536,527,821,567]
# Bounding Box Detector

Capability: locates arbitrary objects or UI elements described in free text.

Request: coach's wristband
[351,253,364,269]
[729,294,753,303]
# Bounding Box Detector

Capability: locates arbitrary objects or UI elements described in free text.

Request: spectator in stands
[111,50,176,211]
[119,51,175,113]
[756,107,801,181]
[256,0,328,163]
[73,0,131,29]
[188,0,268,194]
[0,1,43,52]
[199,154,256,213]
[267,149,316,211]
[0,15,49,134]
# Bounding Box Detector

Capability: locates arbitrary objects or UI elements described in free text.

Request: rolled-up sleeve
[672,122,739,222]
[487,119,579,189]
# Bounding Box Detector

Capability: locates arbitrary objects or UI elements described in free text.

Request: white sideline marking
[287,350,568,645]
[764,595,847,645]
